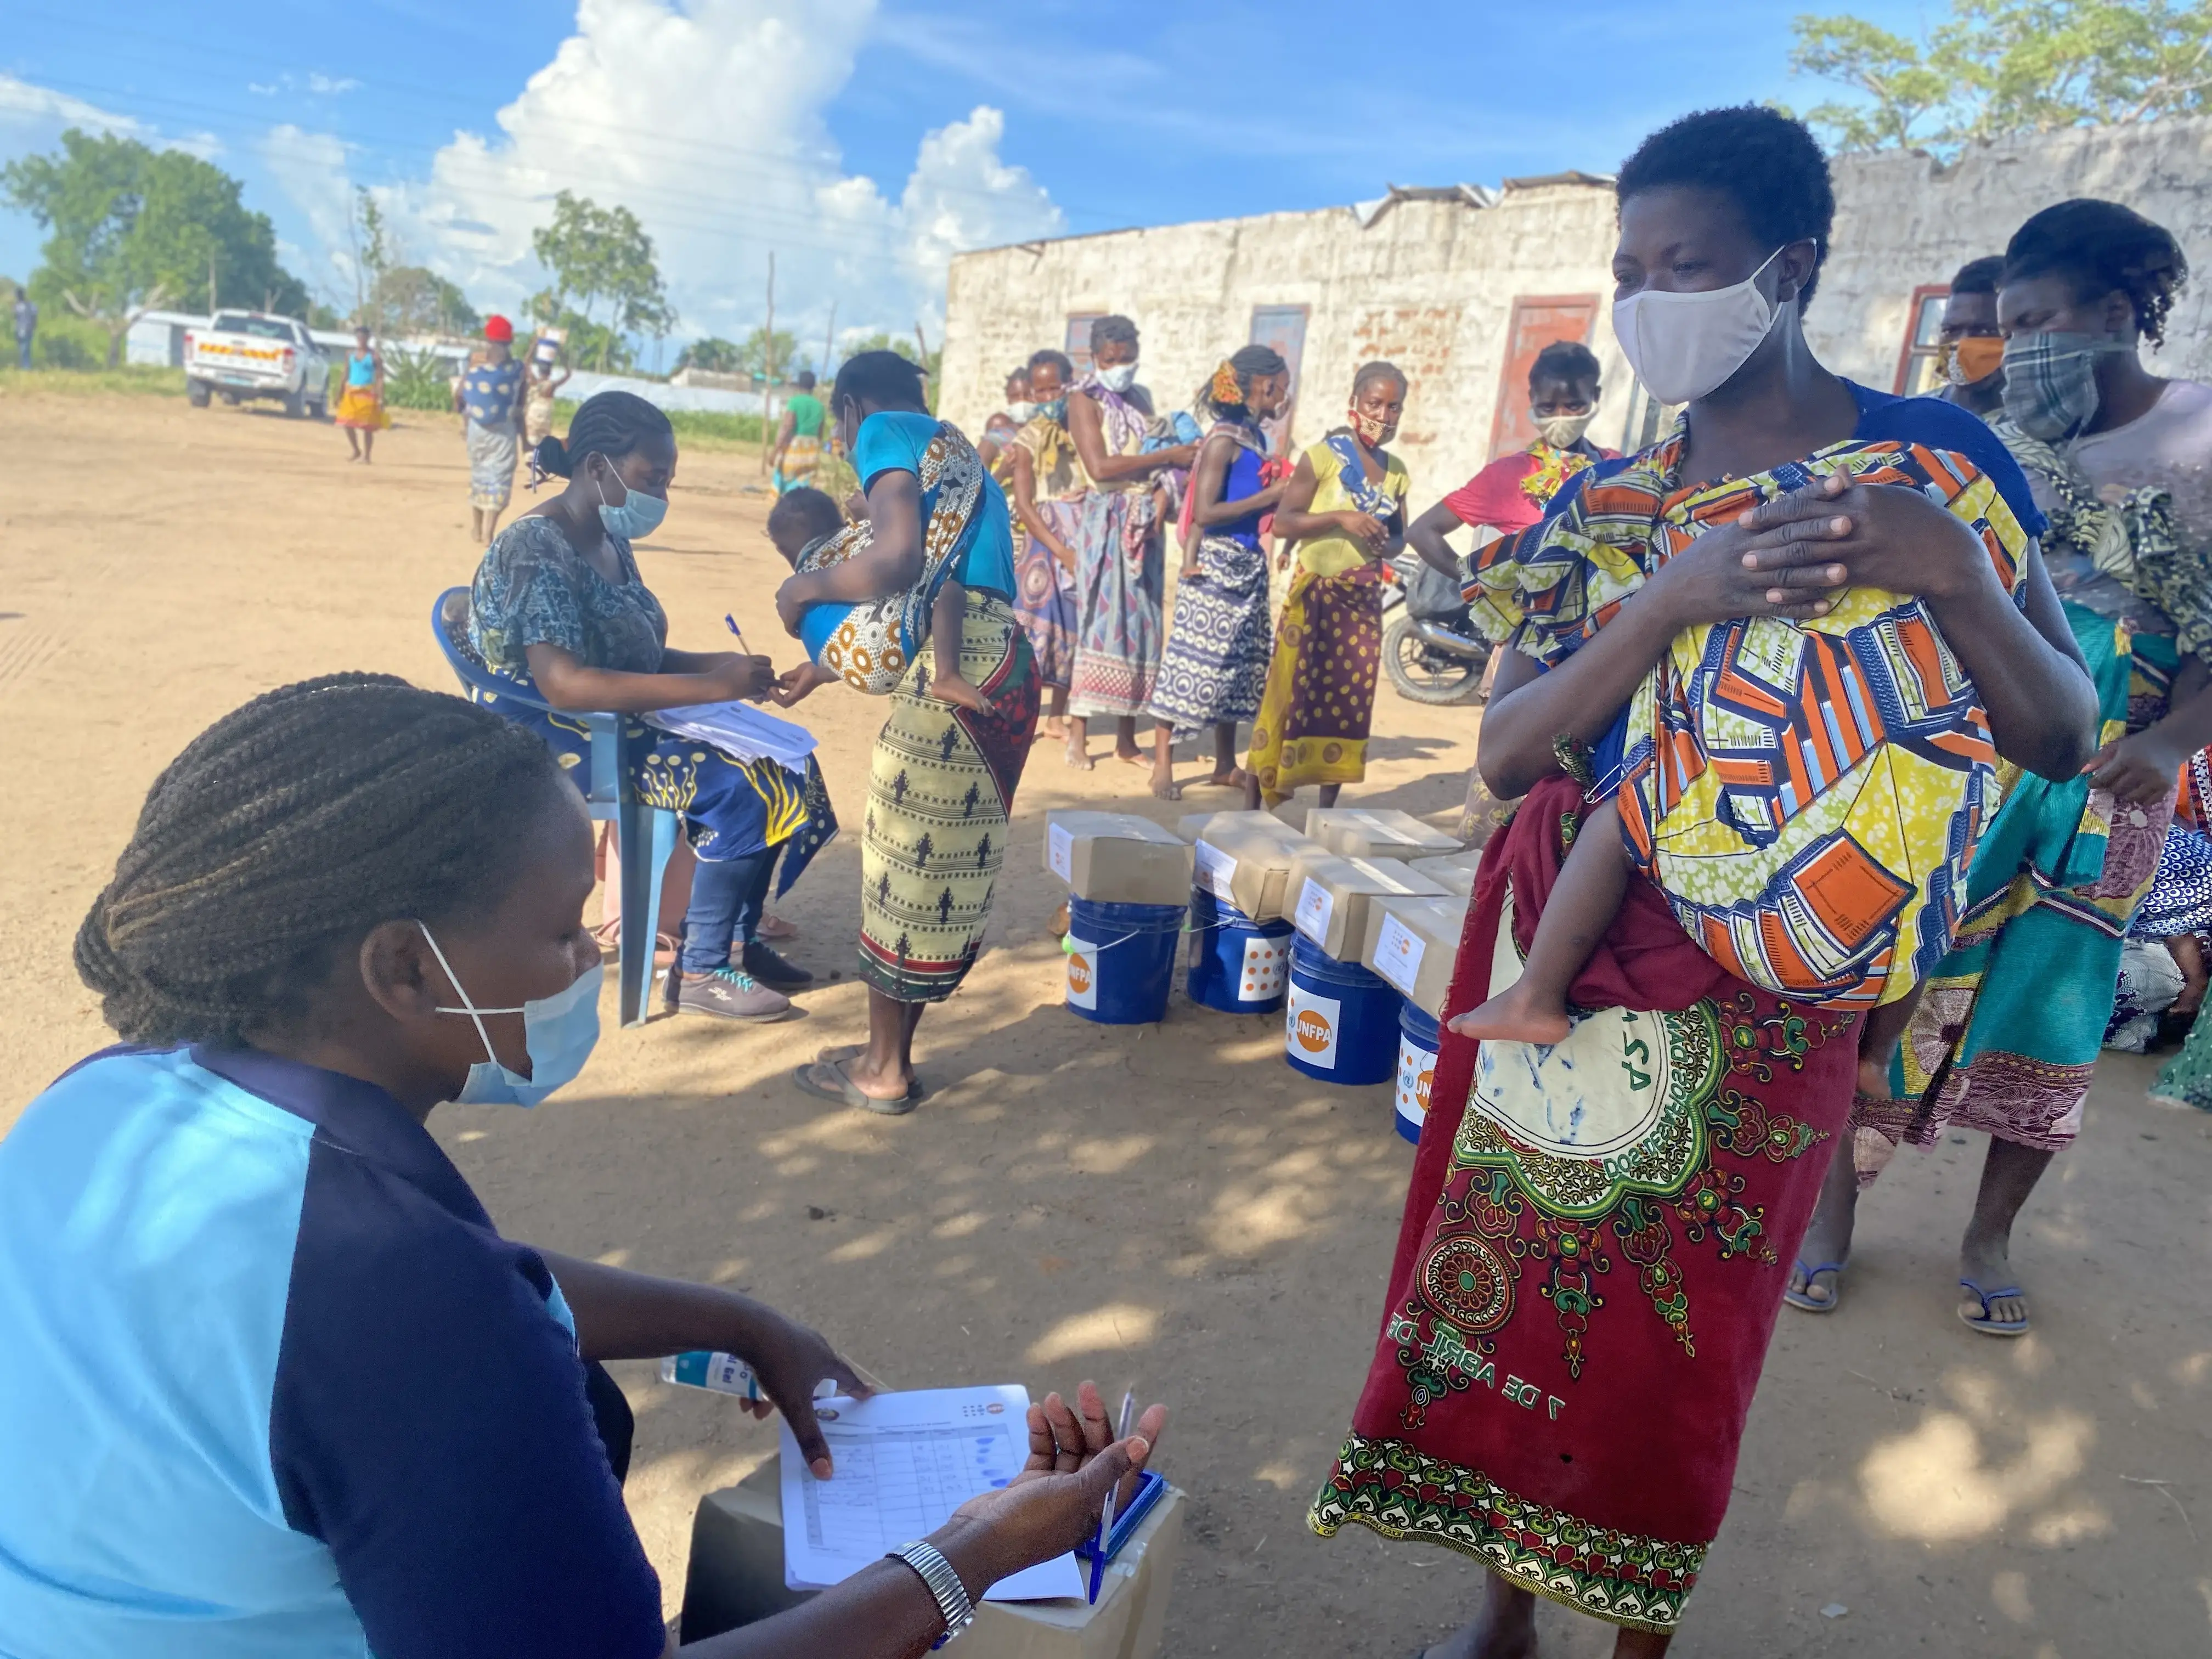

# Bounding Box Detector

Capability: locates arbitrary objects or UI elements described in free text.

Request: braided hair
[534,389,674,481]
[76,674,568,1047]
[1200,343,1289,421]
[2004,199,2190,348]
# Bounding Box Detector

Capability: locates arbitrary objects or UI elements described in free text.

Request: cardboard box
[1304,806,1464,861]
[1046,812,1194,906]
[1288,854,1447,960]
[1191,826,1323,921]
[1361,893,1472,1017]
[1174,809,1306,845]
[1408,850,1483,897]
[681,1453,1186,1659]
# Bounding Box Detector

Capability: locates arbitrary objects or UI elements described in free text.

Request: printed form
[780,1385,1085,1601]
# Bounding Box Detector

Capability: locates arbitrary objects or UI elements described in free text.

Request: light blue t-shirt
[797,411,1016,664]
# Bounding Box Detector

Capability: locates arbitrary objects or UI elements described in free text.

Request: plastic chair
[432,588,678,1028]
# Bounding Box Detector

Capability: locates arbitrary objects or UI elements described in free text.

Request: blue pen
[1087,1391,1137,1605]
[723,613,751,655]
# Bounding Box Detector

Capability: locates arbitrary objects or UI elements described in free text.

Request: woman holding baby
[1308,106,2096,1658]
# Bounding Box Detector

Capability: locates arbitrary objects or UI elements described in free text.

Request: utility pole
[759,252,776,476]
[821,299,836,385]
[208,252,217,317]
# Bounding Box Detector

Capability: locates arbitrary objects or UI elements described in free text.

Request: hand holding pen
[1087,1390,1137,1604]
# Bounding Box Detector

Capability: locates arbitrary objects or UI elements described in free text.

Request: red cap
[483,314,514,343]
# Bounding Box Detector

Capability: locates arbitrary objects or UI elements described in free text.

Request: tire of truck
[284,386,307,419]
[186,379,211,408]
[309,395,329,421]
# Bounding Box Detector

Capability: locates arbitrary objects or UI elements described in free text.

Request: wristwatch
[888,1539,976,1649]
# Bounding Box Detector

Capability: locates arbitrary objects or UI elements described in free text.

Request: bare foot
[1855,1054,1893,1100]
[932,673,995,715]
[1064,734,1094,770]
[1115,746,1149,770]
[1195,767,1247,790]
[1448,980,1572,1046]
[1039,715,1069,741]
[1150,768,1183,801]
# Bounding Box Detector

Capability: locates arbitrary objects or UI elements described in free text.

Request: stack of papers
[646,701,817,770]
[780,1385,1084,1601]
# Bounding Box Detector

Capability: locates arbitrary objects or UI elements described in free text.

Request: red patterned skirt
[1309,777,1858,1633]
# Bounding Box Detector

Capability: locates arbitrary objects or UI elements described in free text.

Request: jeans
[678,845,779,973]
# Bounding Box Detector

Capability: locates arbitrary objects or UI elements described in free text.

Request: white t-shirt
[2073,377,2212,548]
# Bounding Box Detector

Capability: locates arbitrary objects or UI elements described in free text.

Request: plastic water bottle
[661,1350,763,1400]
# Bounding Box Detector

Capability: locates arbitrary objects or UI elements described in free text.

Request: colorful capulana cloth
[1245,563,1386,806]
[860,590,1039,1002]
[1469,430,2028,1010]
[1147,533,1273,732]
[2130,821,2212,940]
[467,421,519,513]
[1064,488,1165,717]
[1311,775,1855,1635]
[994,438,1075,690]
[1854,414,2190,1166]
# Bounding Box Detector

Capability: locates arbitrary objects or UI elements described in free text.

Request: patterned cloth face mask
[2000,331,2134,444]
[1346,406,1396,446]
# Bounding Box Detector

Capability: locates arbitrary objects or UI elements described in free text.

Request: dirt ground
[4,387,2209,1657]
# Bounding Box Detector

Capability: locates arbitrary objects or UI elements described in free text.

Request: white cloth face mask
[1612,247,1786,406]
[1094,362,1139,393]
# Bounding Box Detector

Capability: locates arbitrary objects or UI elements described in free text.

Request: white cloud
[306,74,362,97]
[0,71,221,159]
[261,0,1060,357]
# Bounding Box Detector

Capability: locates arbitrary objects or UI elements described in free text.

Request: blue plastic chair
[432,588,678,1028]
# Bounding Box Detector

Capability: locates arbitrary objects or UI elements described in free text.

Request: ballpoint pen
[724,613,751,655]
[1087,1391,1137,1605]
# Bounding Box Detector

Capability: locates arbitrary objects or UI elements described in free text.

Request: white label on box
[1047,822,1074,884]
[1193,840,1238,905]
[1294,876,1334,945]
[1396,1034,1437,1127]
[1373,912,1426,997]
[1064,939,1098,1009]
[1240,934,1287,1001]
[1285,981,1341,1068]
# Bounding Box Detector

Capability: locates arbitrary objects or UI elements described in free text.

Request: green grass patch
[0,364,187,397]
[552,398,768,452]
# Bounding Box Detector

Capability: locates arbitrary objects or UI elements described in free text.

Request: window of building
[1894,284,1950,396]
[1064,312,1104,376]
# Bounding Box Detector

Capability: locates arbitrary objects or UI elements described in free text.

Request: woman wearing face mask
[1310,108,2094,1659]
[1142,346,1294,799]
[1408,339,1620,583]
[1006,349,1084,731]
[1062,314,1200,771]
[1829,199,2212,1334]
[469,391,834,1025]
[977,364,1034,470]
[1934,255,2008,418]
[0,675,1165,1658]
[1243,360,1412,810]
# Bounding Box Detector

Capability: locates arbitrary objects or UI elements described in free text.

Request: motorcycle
[1380,549,1491,706]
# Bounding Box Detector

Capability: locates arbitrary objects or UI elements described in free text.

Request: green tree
[1791,0,2212,152]
[674,335,743,374]
[372,266,479,337]
[738,326,799,381]
[529,190,675,371]
[2,128,309,365]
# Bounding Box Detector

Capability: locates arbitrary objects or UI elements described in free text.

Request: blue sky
[0,0,1934,356]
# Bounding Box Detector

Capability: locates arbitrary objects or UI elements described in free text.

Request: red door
[1488,295,1599,460]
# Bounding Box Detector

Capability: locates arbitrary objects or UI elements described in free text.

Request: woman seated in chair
[468,389,832,1024]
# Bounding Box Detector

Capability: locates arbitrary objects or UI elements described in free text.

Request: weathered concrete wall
[940,185,1625,503]
[941,117,2212,505]
[1813,115,2212,390]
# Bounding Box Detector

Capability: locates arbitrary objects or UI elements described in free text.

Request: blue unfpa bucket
[1396,1003,1441,1143]
[1064,896,1187,1025]
[1284,935,1402,1085]
[1184,885,1294,1013]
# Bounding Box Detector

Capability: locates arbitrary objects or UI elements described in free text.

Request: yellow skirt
[334,385,390,430]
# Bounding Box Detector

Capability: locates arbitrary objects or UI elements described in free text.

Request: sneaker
[742,940,816,990]
[677,966,794,1023]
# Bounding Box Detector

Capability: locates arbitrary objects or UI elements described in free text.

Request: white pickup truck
[183,312,330,419]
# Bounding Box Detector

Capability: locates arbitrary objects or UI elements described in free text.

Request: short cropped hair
[1949,256,2006,297]
[1616,105,1834,309]
[1090,314,1138,354]
[1530,340,1601,390]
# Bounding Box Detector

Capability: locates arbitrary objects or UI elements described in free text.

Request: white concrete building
[939,119,2212,500]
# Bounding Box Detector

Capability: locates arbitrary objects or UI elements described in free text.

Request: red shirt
[1442,443,1619,537]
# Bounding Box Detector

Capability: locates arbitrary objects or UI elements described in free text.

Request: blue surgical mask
[595,470,669,540]
[419,923,602,1108]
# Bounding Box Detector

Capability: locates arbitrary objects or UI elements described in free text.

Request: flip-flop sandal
[1784,1259,1848,1313]
[1957,1278,2031,1337]
[757,913,801,943]
[794,1059,922,1116]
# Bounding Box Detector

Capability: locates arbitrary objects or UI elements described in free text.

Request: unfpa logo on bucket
[1066,953,1093,996]
[1293,1007,1334,1053]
